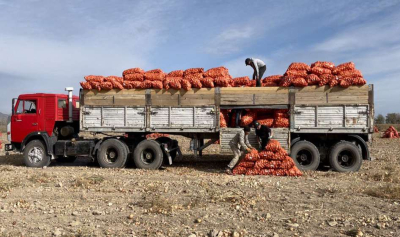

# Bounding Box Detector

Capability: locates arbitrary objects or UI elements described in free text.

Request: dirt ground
[0,132,399,237]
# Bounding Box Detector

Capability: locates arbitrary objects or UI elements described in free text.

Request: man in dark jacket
[254,121,273,150]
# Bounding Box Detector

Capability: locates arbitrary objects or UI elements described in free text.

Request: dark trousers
[254,65,267,87]
[261,138,270,150]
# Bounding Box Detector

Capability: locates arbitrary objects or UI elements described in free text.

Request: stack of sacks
[374,126,379,133]
[382,126,399,138]
[219,110,229,128]
[253,109,274,127]
[308,61,336,87]
[233,76,250,87]
[273,109,289,128]
[333,62,366,88]
[204,67,233,87]
[81,75,124,91]
[123,68,146,89]
[184,68,205,88]
[232,140,302,176]
[262,75,282,87]
[240,111,257,126]
[146,133,169,139]
[281,63,310,87]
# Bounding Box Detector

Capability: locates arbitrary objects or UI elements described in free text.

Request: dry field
[0,132,399,237]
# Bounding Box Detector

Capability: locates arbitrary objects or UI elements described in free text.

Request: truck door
[11,99,39,143]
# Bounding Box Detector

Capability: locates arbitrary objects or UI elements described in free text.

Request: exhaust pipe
[65,87,74,123]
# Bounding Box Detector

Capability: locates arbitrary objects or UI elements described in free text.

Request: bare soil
[0,133,399,237]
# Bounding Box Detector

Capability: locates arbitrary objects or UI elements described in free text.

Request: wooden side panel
[171,108,194,127]
[294,106,316,127]
[82,107,101,127]
[83,89,146,106]
[345,105,368,128]
[103,108,125,127]
[272,128,290,151]
[220,87,289,105]
[126,108,146,127]
[150,107,169,128]
[195,107,216,128]
[317,106,343,127]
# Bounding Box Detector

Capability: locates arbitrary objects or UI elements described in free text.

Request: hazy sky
[1,0,399,115]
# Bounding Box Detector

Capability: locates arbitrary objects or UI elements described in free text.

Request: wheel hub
[341,155,349,162]
[28,147,44,164]
[109,151,116,159]
[145,152,153,160]
[300,154,308,162]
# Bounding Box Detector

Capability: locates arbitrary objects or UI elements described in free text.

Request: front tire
[329,141,362,172]
[23,140,51,168]
[97,139,128,168]
[133,140,163,169]
[290,141,320,171]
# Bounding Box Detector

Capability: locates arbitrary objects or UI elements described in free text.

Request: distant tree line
[375,113,400,124]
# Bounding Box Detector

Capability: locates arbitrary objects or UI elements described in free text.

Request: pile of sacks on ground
[220,109,289,128]
[382,126,399,138]
[232,139,302,176]
[374,126,379,133]
[80,61,366,90]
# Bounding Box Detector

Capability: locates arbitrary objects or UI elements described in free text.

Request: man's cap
[245,58,251,65]
[254,121,260,127]
[244,126,251,132]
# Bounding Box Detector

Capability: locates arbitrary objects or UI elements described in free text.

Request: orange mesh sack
[238,161,255,168]
[353,77,366,86]
[247,80,256,87]
[245,169,260,175]
[189,78,202,88]
[274,117,289,128]
[273,148,288,160]
[240,111,257,126]
[257,118,274,127]
[100,82,113,90]
[382,126,399,138]
[339,79,352,88]
[124,73,144,82]
[259,151,275,160]
[181,79,192,90]
[144,72,166,81]
[80,82,92,90]
[167,70,184,77]
[110,80,124,90]
[279,76,292,87]
[265,139,281,152]
[214,77,232,87]
[285,70,308,78]
[151,81,163,89]
[169,78,182,89]
[200,77,215,88]
[374,126,379,133]
[146,133,169,139]
[203,67,229,78]
[329,78,339,87]
[337,69,363,78]
[220,112,227,128]
[262,81,278,87]
[311,61,335,70]
[263,75,282,83]
[139,81,153,89]
[184,68,204,76]
[306,74,320,85]
[259,169,287,176]
[288,62,311,71]
[84,75,104,82]
[319,74,335,86]
[89,81,102,91]
[333,62,355,74]
[243,149,260,162]
[232,167,247,175]
[233,76,250,86]
[184,73,203,80]
[123,68,144,76]
[311,67,332,75]
[286,166,303,177]
[124,81,141,89]
[292,77,308,87]
[147,69,164,74]
[105,76,124,83]
[274,109,289,119]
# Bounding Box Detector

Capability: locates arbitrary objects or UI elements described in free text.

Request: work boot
[225,168,233,175]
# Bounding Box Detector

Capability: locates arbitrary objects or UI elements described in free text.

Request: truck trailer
[5,85,374,172]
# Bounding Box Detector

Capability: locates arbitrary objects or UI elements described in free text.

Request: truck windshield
[16,100,37,114]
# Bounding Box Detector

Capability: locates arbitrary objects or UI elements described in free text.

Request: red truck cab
[8,92,79,152]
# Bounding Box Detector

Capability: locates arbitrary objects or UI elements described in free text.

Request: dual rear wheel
[290,140,362,172]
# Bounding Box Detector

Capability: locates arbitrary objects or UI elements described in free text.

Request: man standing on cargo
[226,126,253,174]
[245,58,267,87]
[254,121,273,150]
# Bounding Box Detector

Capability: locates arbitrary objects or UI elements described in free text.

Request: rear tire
[133,140,163,169]
[23,140,51,168]
[97,139,128,168]
[329,141,362,172]
[290,141,320,171]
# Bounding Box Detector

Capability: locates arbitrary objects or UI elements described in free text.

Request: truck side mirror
[12,98,17,115]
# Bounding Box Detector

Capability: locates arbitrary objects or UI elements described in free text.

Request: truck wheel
[133,140,163,169]
[97,139,128,168]
[290,141,320,171]
[329,141,362,172]
[155,137,178,161]
[23,140,51,168]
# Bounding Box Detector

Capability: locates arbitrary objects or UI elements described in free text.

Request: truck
[5,85,374,172]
